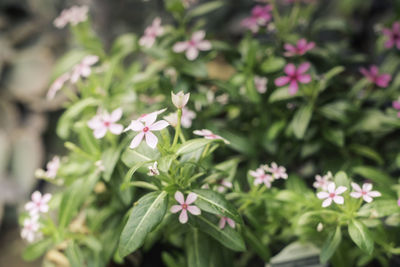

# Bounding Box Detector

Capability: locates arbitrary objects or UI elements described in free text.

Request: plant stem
[172,108,182,147]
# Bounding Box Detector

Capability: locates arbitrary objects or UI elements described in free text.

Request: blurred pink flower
[284,38,315,57]
[317,182,347,207]
[139,17,164,48]
[254,76,268,93]
[173,31,212,60]
[275,62,312,95]
[193,129,229,144]
[46,73,70,100]
[219,216,235,229]
[21,215,40,243]
[216,179,233,193]
[241,5,272,33]
[25,191,52,215]
[360,65,392,88]
[88,108,124,139]
[125,111,169,149]
[313,172,332,190]
[392,99,400,117]
[266,162,288,179]
[53,5,89,29]
[170,191,201,224]
[382,22,400,50]
[350,182,381,203]
[70,55,99,83]
[45,156,60,179]
[250,167,273,188]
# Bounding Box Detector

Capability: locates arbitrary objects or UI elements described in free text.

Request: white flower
[25,191,52,215]
[254,76,267,93]
[266,162,288,179]
[45,156,60,179]
[88,108,124,139]
[139,17,164,48]
[317,222,323,232]
[46,73,70,100]
[219,216,235,229]
[53,5,89,29]
[70,55,99,83]
[193,129,229,144]
[125,110,169,149]
[313,172,332,190]
[171,91,190,109]
[317,182,347,207]
[170,191,201,224]
[250,167,273,188]
[173,31,212,60]
[148,162,160,176]
[21,215,41,243]
[350,182,381,203]
[95,160,105,172]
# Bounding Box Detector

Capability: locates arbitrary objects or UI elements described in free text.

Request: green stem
[172,108,182,147]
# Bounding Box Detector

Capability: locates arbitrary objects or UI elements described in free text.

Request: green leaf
[324,66,345,80]
[177,139,218,155]
[243,228,270,261]
[102,146,123,182]
[334,171,349,188]
[180,60,208,78]
[192,189,242,224]
[322,128,344,147]
[66,241,85,267]
[260,57,286,73]
[320,226,341,263]
[121,161,152,190]
[190,213,245,252]
[121,142,160,166]
[352,166,393,187]
[186,228,210,267]
[186,1,223,19]
[319,101,351,123]
[118,191,168,257]
[22,238,52,261]
[348,220,374,254]
[348,144,384,165]
[111,33,137,59]
[291,103,313,139]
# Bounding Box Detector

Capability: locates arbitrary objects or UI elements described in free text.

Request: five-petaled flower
[53,5,89,29]
[70,55,99,83]
[219,216,235,229]
[193,129,229,144]
[125,111,169,149]
[241,5,273,33]
[21,215,40,243]
[393,98,400,118]
[360,65,392,88]
[25,191,52,215]
[250,167,273,188]
[254,76,268,93]
[313,172,332,190]
[139,17,164,48]
[88,108,124,139]
[266,162,288,179]
[284,38,315,57]
[275,62,312,95]
[317,182,347,207]
[47,73,70,100]
[172,91,190,109]
[148,162,160,176]
[173,31,212,61]
[350,182,381,203]
[382,21,400,50]
[170,191,201,224]
[45,156,60,179]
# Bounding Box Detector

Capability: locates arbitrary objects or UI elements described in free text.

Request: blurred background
[0,0,395,266]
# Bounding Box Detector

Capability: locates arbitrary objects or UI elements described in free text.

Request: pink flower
[170,191,201,224]
[70,55,99,83]
[241,5,272,33]
[250,167,273,188]
[219,216,235,229]
[173,31,212,61]
[284,38,315,57]
[125,111,169,149]
[166,107,196,128]
[275,62,311,95]
[398,198,400,207]
[46,73,70,100]
[25,191,52,215]
[88,108,124,139]
[53,5,89,29]
[392,99,400,118]
[139,17,164,48]
[266,162,288,179]
[382,22,400,50]
[45,156,60,179]
[216,179,233,193]
[317,182,347,207]
[193,129,229,144]
[360,65,392,88]
[313,172,332,190]
[254,76,267,93]
[350,182,381,203]
[21,215,40,243]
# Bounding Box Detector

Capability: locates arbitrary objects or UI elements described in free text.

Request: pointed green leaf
[348,220,374,254]
[186,228,210,267]
[291,103,313,139]
[177,139,218,155]
[320,226,341,263]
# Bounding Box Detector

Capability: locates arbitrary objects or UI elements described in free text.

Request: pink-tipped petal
[185,192,198,204]
[174,191,185,204]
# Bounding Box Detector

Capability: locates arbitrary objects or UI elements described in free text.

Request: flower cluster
[139,17,164,48]
[249,162,288,188]
[242,5,273,33]
[382,21,400,50]
[53,5,89,29]
[360,65,392,88]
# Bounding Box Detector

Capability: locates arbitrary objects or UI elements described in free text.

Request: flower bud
[317,222,323,232]
[171,91,190,109]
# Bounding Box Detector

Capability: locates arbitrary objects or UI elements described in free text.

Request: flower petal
[192,30,205,42]
[185,192,198,204]
[174,191,185,204]
[187,205,201,215]
[179,209,188,224]
[110,108,123,122]
[288,80,298,95]
[322,198,332,207]
[351,182,361,192]
[94,127,107,139]
[173,41,189,53]
[149,120,169,131]
[31,191,42,202]
[274,76,290,87]
[170,205,182,213]
[298,74,311,84]
[335,186,347,195]
[284,63,296,76]
[350,192,362,198]
[317,191,329,199]
[297,62,311,74]
[186,47,199,61]
[109,123,123,135]
[333,196,344,204]
[145,131,158,149]
[197,40,212,51]
[125,120,144,132]
[129,132,145,149]
[219,217,226,229]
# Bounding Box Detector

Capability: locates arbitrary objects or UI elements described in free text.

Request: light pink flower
[393,99,400,118]
[275,62,312,95]
[138,108,167,122]
[70,55,99,83]
[317,182,347,207]
[382,22,400,50]
[398,198,400,207]
[193,129,229,144]
[266,162,288,179]
[25,191,52,215]
[216,179,233,193]
[170,191,201,224]
[139,17,164,48]
[241,5,272,33]
[21,215,40,243]
[360,65,392,88]
[219,216,235,229]
[166,107,196,128]
[250,167,273,188]
[125,111,169,149]
[173,31,212,61]
[148,162,160,176]
[284,38,315,57]
[46,73,70,100]
[53,5,89,29]
[88,108,124,139]
[254,76,267,93]
[45,156,60,179]
[313,172,332,190]
[350,182,381,203]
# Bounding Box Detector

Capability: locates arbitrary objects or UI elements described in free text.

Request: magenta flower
[88,108,124,139]
[254,76,267,93]
[241,5,273,33]
[382,22,400,50]
[275,62,312,95]
[170,191,201,224]
[53,5,89,29]
[193,129,229,144]
[250,167,273,188]
[284,38,315,57]
[219,216,235,229]
[173,31,212,61]
[266,162,288,179]
[45,156,60,179]
[317,182,347,207]
[21,215,40,243]
[46,73,70,100]
[70,55,99,83]
[313,172,332,190]
[125,111,169,149]
[392,99,400,117]
[25,191,52,215]
[350,183,381,203]
[360,65,392,88]
[139,17,164,48]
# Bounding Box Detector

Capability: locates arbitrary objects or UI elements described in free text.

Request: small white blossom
[25,191,52,215]
[88,108,124,139]
[171,91,190,109]
[21,215,41,243]
[350,182,381,203]
[317,182,347,207]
